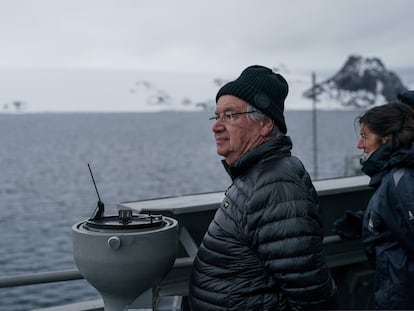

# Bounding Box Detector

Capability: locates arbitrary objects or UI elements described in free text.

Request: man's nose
[212,120,224,132]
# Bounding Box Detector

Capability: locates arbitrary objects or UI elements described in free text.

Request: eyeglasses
[209,111,257,123]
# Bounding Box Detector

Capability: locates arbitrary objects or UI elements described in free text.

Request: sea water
[0,110,362,310]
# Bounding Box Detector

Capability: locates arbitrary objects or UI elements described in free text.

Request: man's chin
[216,148,228,158]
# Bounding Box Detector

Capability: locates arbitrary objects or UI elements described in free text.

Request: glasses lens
[223,112,233,122]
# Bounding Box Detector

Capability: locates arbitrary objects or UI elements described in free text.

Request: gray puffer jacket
[189,136,336,311]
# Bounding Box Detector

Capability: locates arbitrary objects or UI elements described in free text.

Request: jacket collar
[362,142,414,187]
[222,135,292,180]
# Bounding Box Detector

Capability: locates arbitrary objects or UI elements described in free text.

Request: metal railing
[0,257,194,289]
[0,237,343,290]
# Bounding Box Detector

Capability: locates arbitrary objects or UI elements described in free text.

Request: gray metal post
[312,72,318,179]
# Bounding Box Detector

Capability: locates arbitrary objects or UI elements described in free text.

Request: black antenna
[88,163,105,220]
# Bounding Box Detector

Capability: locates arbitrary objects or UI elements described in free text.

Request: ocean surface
[0,110,363,310]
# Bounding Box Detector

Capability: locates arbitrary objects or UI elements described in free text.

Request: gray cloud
[0,0,413,73]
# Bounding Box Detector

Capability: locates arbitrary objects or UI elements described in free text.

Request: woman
[356,102,414,309]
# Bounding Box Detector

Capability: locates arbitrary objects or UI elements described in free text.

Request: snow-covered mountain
[302,55,408,109]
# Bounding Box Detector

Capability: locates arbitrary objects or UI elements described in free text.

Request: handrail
[0,237,345,289]
[0,257,194,289]
[0,269,82,289]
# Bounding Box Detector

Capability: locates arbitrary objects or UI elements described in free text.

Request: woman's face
[357,123,380,154]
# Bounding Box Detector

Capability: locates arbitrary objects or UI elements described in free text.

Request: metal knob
[107,236,121,249]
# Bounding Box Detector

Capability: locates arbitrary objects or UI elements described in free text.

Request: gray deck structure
[1,175,375,310]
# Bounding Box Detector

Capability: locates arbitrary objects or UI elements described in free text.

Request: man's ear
[260,118,274,136]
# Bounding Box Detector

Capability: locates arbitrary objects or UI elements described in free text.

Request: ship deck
[1,175,375,310]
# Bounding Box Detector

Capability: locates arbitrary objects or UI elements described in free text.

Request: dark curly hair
[357,102,414,152]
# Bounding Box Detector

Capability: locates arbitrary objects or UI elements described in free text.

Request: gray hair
[246,104,281,137]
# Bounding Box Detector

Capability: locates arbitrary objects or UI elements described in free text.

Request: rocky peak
[303,55,407,109]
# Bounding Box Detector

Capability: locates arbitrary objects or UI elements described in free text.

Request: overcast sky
[1,0,413,74]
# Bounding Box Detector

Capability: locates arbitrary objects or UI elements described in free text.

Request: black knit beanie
[216,65,289,134]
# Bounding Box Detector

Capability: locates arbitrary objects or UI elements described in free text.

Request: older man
[188,65,337,310]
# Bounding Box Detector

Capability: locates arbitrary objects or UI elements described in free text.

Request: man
[188,65,337,310]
